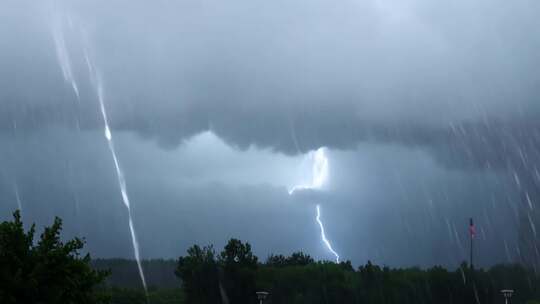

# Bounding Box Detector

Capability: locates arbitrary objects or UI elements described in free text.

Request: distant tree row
[176,239,540,304]
[2,211,540,304]
[92,258,178,289]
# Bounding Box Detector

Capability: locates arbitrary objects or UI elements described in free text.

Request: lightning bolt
[316,205,340,263]
[289,147,340,263]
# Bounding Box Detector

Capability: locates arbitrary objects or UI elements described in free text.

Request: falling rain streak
[96,76,148,293]
[13,182,22,214]
[2,0,538,281]
[51,8,148,294]
[51,12,80,102]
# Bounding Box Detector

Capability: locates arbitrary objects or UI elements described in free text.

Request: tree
[176,239,540,304]
[219,239,258,304]
[266,254,288,267]
[219,238,258,268]
[287,252,314,266]
[175,244,221,304]
[266,252,314,267]
[0,210,109,304]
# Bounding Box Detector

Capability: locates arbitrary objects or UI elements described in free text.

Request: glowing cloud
[289,147,329,194]
[289,147,340,263]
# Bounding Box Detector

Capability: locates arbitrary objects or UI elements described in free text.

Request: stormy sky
[1,0,540,268]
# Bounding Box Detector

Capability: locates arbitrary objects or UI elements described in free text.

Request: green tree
[176,239,540,304]
[287,252,314,267]
[266,252,314,267]
[266,254,288,267]
[0,210,109,304]
[175,244,221,304]
[219,239,258,304]
[219,238,258,268]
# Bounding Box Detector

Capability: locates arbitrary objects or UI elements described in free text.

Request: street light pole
[256,291,269,304]
[469,218,475,270]
[501,289,514,304]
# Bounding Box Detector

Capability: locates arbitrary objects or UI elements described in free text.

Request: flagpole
[470,218,474,270]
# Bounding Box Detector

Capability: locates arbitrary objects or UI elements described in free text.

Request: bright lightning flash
[289,147,340,263]
[288,148,329,195]
[316,205,340,263]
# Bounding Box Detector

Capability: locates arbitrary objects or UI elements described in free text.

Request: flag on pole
[469,218,476,239]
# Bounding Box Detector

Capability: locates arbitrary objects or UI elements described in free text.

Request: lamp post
[256,291,269,304]
[501,289,514,304]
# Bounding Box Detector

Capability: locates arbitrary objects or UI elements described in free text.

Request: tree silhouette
[219,239,258,304]
[0,211,109,304]
[176,239,540,304]
[175,245,221,304]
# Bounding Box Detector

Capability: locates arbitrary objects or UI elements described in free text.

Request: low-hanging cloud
[2,0,540,169]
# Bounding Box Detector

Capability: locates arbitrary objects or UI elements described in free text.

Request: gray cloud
[1,0,540,267]
[2,0,540,155]
[0,130,520,266]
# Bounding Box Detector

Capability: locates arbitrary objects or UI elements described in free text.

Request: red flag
[469,218,476,238]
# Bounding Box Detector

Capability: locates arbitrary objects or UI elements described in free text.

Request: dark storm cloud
[2,0,540,267]
[2,0,540,161]
[0,130,520,266]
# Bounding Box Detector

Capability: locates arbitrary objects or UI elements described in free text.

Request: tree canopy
[0,211,109,304]
[176,238,540,304]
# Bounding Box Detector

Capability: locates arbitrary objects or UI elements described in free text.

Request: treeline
[92,259,184,304]
[92,258,178,289]
[2,211,540,304]
[176,238,540,304]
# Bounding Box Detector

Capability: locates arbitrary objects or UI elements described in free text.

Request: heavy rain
[1,0,540,303]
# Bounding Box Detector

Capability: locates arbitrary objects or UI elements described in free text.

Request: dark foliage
[175,245,222,304]
[266,252,314,267]
[219,238,258,304]
[2,209,538,304]
[177,238,540,304]
[0,211,109,304]
[92,258,178,289]
[95,287,184,304]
